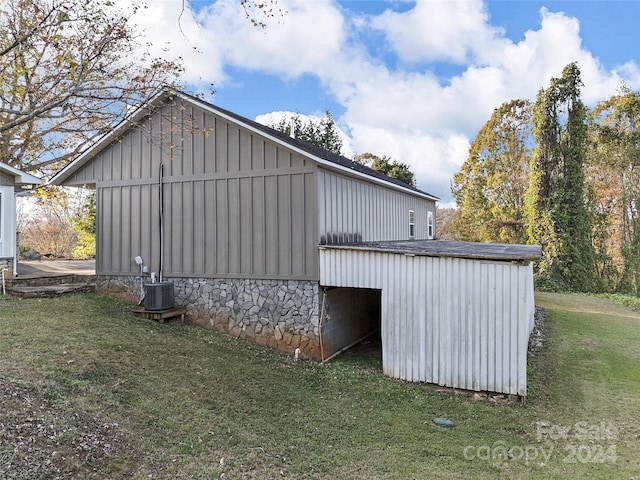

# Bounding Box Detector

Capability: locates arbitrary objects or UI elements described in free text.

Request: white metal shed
[318,240,541,397]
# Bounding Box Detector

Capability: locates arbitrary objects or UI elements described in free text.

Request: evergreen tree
[524,63,600,292]
[272,111,343,155]
[353,153,416,187]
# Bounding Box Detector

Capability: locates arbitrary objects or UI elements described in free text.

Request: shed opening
[320,287,381,362]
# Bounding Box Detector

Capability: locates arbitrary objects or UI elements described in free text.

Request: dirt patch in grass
[0,377,133,479]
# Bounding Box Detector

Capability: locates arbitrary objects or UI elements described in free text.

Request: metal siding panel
[182,182,195,274]
[182,108,195,177]
[264,142,276,170]
[131,129,142,180]
[215,118,226,173]
[240,177,253,274]
[204,180,217,273]
[192,180,205,275]
[228,178,240,274]
[120,186,132,272]
[239,129,252,172]
[252,176,265,275]
[96,188,106,274]
[291,174,305,276]
[130,185,141,270]
[193,111,205,175]
[305,173,318,277]
[252,136,265,170]
[216,179,228,274]
[264,176,278,274]
[472,260,482,391]
[416,257,427,382]
[228,124,239,173]
[277,175,291,275]
[168,182,181,274]
[318,169,435,244]
[317,171,326,242]
[277,147,290,169]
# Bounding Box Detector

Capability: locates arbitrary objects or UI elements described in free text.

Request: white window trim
[408,209,415,240]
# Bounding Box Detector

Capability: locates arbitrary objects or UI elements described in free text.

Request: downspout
[158,162,164,282]
[319,288,327,362]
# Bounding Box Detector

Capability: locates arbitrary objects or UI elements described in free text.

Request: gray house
[51,89,438,359]
[52,89,541,397]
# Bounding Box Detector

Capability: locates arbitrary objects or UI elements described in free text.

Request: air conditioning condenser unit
[144,282,175,311]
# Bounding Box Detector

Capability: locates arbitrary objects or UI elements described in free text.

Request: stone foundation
[98,276,322,358]
[0,258,12,284]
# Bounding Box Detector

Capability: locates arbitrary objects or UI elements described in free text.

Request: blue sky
[130,0,640,206]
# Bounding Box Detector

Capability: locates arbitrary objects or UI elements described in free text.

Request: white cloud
[118,0,639,204]
[371,0,504,64]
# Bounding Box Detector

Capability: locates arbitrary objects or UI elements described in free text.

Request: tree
[524,63,600,292]
[71,192,96,259]
[20,186,76,257]
[450,99,532,243]
[272,111,343,155]
[588,87,640,295]
[0,0,182,176]
[353,152,416,187]
[435,207,457,240]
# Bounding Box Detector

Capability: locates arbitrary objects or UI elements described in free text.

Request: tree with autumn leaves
[452,63,640,294]
[0,0,183,176]
[588,86,640,295]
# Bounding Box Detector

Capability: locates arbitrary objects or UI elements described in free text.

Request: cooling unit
[144,282,175,311]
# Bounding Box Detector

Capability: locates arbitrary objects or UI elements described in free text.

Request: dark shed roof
[319,240,542,262]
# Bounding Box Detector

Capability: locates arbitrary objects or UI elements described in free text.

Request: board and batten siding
[66,100,318,279]
[318,247,535,396]
[317,169,435,243]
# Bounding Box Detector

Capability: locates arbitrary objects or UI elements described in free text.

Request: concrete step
[8,282,96,298]
[10,274,96,288]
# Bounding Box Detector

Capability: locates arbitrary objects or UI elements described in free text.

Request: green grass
[1,292,639,479]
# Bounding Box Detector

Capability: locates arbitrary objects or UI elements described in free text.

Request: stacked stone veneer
[0,258,12,282]
[98,276,322,358]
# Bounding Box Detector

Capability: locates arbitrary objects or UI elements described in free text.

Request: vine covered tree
[588,87,640,295]
[0,0,182,176]
[353,152,416,187]
[450,99,532,243]
[524,62,600,292]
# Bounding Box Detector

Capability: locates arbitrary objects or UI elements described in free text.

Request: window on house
[408,209,415,239]
[427,210,434,239]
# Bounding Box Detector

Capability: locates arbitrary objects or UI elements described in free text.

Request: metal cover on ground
[433,417,456,428]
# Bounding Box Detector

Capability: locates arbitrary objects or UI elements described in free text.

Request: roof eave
[49,88,170,186]
[174,91,440,202]
[51,88,440,202]
[0,162,43,185]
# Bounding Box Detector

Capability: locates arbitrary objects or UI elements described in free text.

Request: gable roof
[51,89,439,201]
[0,162,42,185]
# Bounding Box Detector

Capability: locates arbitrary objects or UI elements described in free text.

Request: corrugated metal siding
[319,248,534,396]
[317,169,436,243]
[85,100,319,279]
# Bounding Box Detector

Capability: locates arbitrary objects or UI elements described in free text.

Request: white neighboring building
[0,162,42,277]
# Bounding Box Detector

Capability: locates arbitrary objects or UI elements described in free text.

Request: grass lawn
[0,292,639,479]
